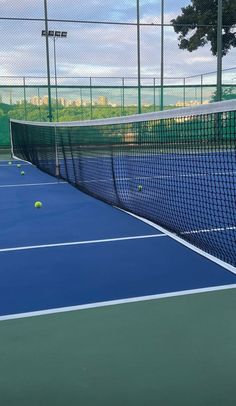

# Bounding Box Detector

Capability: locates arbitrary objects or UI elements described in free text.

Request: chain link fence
[0,0,236,148]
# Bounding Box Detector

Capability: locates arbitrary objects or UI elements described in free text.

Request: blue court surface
[0,159,236,319]
[58,149,236,265]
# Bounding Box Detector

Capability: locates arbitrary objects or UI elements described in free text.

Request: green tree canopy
[171,0,236,56]
[211,86,236,101]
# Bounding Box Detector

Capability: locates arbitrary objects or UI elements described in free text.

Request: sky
[0,0,235,84]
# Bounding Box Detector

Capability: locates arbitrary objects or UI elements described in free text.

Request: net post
[9,119,14,159]
[55,124,60,178]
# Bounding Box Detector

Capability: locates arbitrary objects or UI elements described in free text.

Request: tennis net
[11,100,236,268]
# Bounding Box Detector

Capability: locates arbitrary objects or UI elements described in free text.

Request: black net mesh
[11,100,236,267]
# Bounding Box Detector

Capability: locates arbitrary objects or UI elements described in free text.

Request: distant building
[175,100,209,107]
[30,95,58,106]
[65,100,74,107]
[97,96,108,106]
[30,96,41,106]
[58,97,67,107]
[28,94,120,108]
[16,100,25,105]
[42,95,49,105]
[75,99,82,107]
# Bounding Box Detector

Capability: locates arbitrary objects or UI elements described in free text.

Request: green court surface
[1,288,236,406]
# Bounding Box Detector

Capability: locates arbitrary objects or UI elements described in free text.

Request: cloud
[185,56,215,65]
[47,0,137,22]
[0,0,44,18]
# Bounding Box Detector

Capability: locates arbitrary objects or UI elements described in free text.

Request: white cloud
[0,0,43,17]
[185,56,215,65]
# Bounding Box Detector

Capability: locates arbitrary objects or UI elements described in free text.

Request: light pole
[136,0,141,114]
[216,0,223,101]
[160,0,164,111]
[43,0,52,122]
[42,30,67,121]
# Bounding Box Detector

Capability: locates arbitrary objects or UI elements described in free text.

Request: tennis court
[0,100,236,405]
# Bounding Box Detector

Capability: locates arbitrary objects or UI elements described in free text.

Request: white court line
[0,181,67,188]
[0,159,23,163]
[11,154,33,166]
[0,233,166,253]
[0,163,29,167]
[75,170,236,185]
[182,226,236,235]
[117,208,236,275]
[1,283,236,322]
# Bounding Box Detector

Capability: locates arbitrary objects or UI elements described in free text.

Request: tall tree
[171,0,236,56]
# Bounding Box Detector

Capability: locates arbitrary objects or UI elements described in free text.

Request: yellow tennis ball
[34,201,42,209]
[20,171,25,176]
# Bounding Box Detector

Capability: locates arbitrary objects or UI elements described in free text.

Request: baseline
[1,283,236,322]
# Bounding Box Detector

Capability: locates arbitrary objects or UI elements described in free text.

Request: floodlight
[41,25,68,122]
